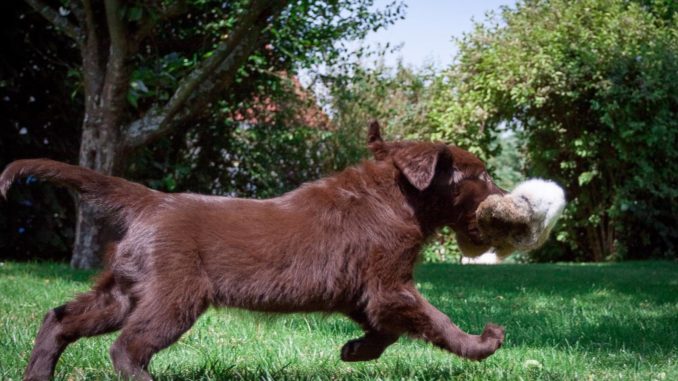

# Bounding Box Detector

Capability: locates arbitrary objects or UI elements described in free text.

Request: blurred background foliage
[442,0,678,261]
[1,0,676,263]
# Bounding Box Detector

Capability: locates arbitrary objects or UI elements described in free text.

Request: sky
[361,0,516,68]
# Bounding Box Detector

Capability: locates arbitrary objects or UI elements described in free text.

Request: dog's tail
[0,159,157,222]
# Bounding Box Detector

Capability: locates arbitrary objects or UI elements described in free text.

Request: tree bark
[71,109,123,268]
[70,67,127,266]
[70,0,129,268]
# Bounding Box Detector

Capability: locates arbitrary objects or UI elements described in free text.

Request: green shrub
[433,0,678,261]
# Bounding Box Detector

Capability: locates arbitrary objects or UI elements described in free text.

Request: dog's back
[103,159,420,313]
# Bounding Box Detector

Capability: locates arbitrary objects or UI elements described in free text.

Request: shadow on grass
[153,362,474,381]
[418,262,678,359]
[500,307,678,357]
[418,261,678,303]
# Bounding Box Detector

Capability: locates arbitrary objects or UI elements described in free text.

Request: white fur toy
[476,179,566,257]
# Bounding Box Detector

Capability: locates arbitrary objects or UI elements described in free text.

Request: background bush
[430,0,678,261]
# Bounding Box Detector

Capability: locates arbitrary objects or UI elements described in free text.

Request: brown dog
[1,122,506,381]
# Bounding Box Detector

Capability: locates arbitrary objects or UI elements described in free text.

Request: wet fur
[2,122,506,381]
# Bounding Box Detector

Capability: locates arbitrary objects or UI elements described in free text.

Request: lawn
[1,261,676,380]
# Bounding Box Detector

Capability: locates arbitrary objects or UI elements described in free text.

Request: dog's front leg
[368,288,504,361]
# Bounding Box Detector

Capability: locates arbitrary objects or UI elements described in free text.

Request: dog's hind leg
[109,277,210,381]
[340,309,400,362]
[24,270,132,381]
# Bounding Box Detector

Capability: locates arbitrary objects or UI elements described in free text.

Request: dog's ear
[393,144,447,191]
[367,120,388,160]
[367,120,383,144]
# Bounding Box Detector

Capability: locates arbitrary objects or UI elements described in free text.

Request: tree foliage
[327,63,434,135]
[436,0,678,261]
[0,1,81,260]
[129,75,342,198]
[316,61,441,171]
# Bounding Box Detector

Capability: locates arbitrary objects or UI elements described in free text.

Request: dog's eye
[479,172,491,182]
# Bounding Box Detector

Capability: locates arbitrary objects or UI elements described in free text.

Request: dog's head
[367,121,505,257]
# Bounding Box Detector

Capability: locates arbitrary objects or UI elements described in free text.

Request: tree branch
[124,27,266,148]
[157,0,273,118]
[133,0,189,49]
[104,0,127,59]
[24,0,84,43]
[101,0,132,128]
[123,0,289,149]
[160,0,189,19]
[68,1,86,27]
[81,0,107,100]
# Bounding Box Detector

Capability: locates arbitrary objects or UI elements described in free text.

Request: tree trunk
[69,0,132,269]
[72,204,105,268]
[586,225,604,262]
[585,216,616,262]
[70,121,122,268]
[71,106,123,268]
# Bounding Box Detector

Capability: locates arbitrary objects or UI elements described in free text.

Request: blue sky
[363,0,516,68]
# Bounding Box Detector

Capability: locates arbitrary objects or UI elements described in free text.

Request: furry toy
[476,179,566,258]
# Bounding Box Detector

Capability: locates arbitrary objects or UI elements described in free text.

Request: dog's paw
[340,339,363,362]
[340,338,383,362]
[464,323,505,361]
[481,323,505,344]
[474,323,504,360]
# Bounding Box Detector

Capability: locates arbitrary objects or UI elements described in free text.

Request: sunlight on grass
[1,261,677,380]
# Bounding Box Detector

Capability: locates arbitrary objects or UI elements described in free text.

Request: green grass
[1,261,677,380]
